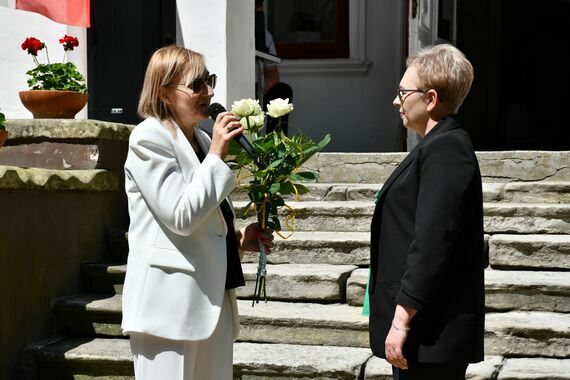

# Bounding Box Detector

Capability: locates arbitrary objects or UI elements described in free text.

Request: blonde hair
[138,45,207,133]
[407,44,474,113]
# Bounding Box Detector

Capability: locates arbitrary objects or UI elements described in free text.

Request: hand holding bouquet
[227,98,330,305]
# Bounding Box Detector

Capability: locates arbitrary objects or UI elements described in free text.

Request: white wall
[278,1,406,152]
[0,6,88,119]
[176,0,254,108]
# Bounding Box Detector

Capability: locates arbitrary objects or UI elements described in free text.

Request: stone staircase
[20,151,570,379]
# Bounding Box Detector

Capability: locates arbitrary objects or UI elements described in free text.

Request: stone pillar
[176,0,255,107]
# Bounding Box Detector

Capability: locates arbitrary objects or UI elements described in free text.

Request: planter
[19,90,88,119]
[0,130,7,147]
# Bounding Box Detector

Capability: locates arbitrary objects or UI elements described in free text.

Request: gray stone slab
[0,165,119,191]
[489,234,570,271]
[364,355,505,380]
[234,342,372,379]
[502,182,570,204]
[83,263,127,294]
[498,358,570,380]
[347,269,570,311]
[237,300,369,347]
[238,264,358,302]
[363,356,392,380]
[235,201,375,232]
[300,151,570,183]
[241,231,370,265]
[467,356,504,380]
[236,201,570,233]
[485,311,570,357]
[484,203,570,234]
[4,119,134,141]
[346,268,369,306]
[485,270,570,312]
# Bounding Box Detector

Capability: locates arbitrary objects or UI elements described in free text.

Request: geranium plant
[21,35,86,93]
[228,98,331,305]
[0,109,6,131]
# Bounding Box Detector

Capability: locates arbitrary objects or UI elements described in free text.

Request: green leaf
[290,171,319,182]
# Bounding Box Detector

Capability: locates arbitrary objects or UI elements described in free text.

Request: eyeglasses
[397,88,426,102]
[169,73,217,92]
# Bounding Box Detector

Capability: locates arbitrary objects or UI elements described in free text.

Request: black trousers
[393,363,468,380]
[263,82,293,136]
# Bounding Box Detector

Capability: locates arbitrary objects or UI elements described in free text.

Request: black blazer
[369,115,485,364]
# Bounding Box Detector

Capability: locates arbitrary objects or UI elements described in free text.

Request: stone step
[51,294,570,358]
[235,201,570,234]
[83,263,127,294]
[497,358,570,380]
[25,338,535,380]
[230,182,570,204]
[237,264,358,302]
[346,269,570,312]
[489,234,570,271]
[302,151,570,183]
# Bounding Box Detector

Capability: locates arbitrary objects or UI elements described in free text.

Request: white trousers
[130,291,234,380]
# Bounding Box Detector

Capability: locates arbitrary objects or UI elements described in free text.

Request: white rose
[231,98,261,118]
[267,98,294,118]
[240,113,265,130]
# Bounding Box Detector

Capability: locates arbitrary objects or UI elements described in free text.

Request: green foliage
[26,62,87,93]
[0,111,6,131]
[228,130,331,231]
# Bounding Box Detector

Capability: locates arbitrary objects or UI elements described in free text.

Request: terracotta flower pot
[0,130,7,147]
[19,90,88,119]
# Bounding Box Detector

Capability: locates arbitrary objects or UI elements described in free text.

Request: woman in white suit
[122,45,273,379]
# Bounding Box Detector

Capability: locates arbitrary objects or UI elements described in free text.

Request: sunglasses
[169,73,217,92]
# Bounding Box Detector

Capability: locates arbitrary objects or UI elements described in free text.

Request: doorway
[457,0,570,150]
[87,0,176,124]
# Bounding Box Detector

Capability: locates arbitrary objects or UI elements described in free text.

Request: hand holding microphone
[208,103,256,158]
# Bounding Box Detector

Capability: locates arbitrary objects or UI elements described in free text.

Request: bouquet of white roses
[228,98,330,305]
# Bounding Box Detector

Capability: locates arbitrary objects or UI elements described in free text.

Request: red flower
[21,37,44,56]
[59,34,80,51]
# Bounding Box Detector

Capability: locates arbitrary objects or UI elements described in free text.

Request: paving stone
[238,264,357,302]
[497,358,570,379]
[485,311,570,358]
[234,342,372,379]
[489,234,570,271]
[362,356,392,380]
[485,270,570,312]
[241,231,370,265]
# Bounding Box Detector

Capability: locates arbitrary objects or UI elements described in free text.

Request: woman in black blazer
[369,44,485,380]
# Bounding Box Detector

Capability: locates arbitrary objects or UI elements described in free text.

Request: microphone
[208,103,255,157]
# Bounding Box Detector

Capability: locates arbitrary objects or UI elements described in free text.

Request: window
[267,0,349,59]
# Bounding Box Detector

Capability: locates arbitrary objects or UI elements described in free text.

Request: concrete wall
[176,0,255,107]
[0,119,130,379]
[278,0,406,152]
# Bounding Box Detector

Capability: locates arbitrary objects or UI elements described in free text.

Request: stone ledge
[4,119,134,143]
[0,165,119,191]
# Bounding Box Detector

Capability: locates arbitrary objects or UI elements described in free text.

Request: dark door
[457,0,570,150]
[87,0,176,124]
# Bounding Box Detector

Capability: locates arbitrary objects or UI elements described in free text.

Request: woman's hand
[237,222,274,253]
[209,111,244,160]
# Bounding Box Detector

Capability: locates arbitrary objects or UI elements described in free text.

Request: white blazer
[121,117,241,341]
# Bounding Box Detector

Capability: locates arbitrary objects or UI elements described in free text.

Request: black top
[195,148,245,289]
[369,116,485,363]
